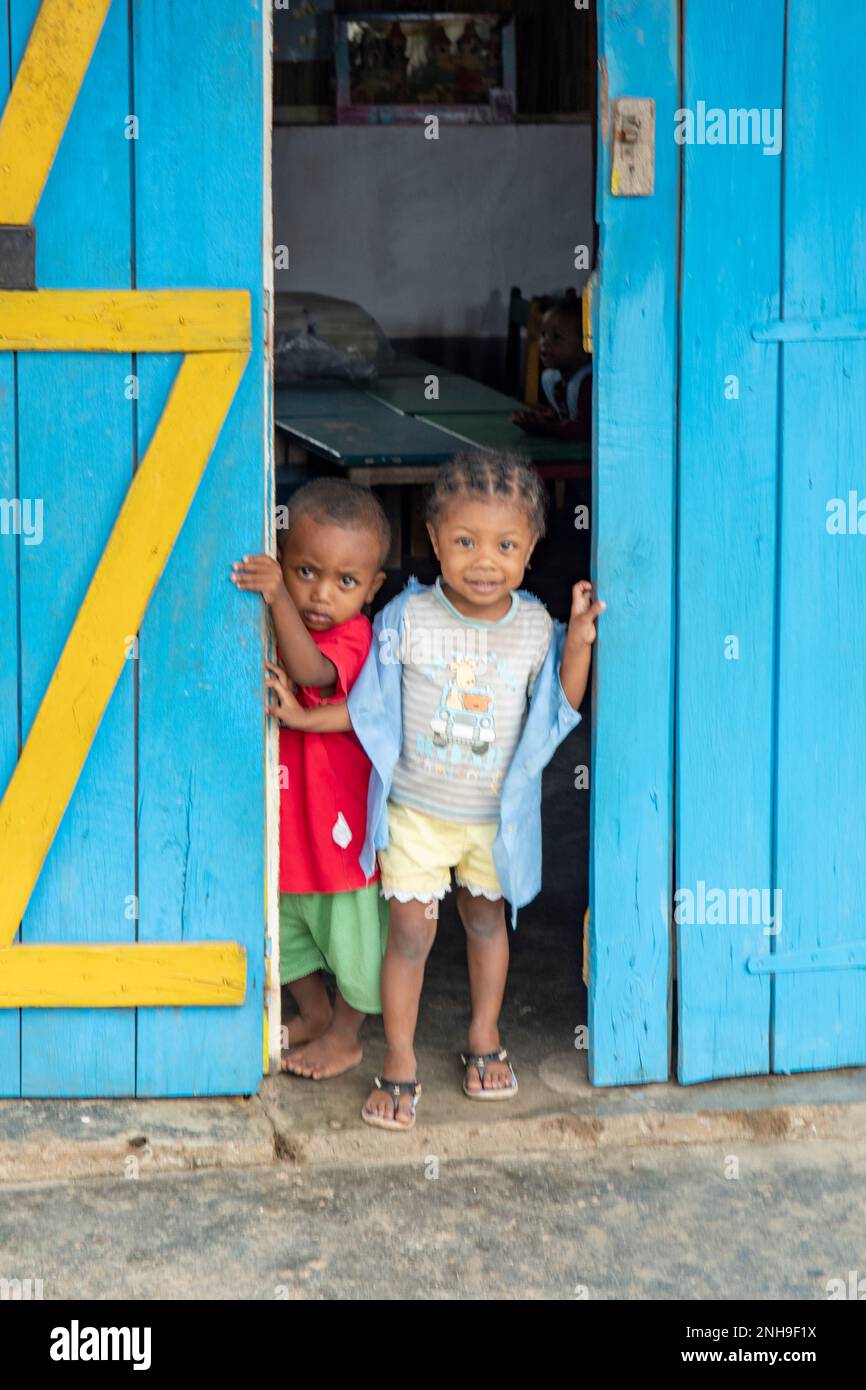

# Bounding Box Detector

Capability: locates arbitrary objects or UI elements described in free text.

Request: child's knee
[388,906,437,962]
[458,891,506,941]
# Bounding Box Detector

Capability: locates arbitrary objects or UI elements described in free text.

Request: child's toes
[363,1091,385,1119]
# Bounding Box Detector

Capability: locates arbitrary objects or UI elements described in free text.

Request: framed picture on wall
[335,13,516,125]
[275,0,335,63]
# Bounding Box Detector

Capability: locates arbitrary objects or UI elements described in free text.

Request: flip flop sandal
[460,1047,519,1101]
[361,1076,421,1132]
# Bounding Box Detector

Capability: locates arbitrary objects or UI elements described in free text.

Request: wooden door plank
[11,0,136,1097]
[589,0,678,1085]
[134,0,266,1096]
[773,0,866,1072]
[0,0,21,1096]
[0,288,251,350]
[0,942,245,1007]
[0,0,112,223]
[675,0,785,1082]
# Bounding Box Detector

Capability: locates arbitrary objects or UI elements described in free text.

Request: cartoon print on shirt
[430,658,496,758]
[412,643,522,780]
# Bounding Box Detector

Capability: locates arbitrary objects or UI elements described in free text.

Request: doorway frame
[588,0,679,1086]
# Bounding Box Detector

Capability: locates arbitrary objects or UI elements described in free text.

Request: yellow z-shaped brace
[0,0,114,224]
[0,0,255,1008]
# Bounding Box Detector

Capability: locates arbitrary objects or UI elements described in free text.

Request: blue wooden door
[0,0,270,1096]
[678,0,866,1082]
[589,0,679,1085]
[762,1,866,1075]
[593,0,866,1085]
[675,0,784,1082]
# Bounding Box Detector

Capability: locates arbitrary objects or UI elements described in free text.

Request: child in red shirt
[231,479,389,1080]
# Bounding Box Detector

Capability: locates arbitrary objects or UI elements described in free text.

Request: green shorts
[279,884,389,1015]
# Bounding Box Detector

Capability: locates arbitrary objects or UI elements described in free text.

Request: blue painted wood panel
[773,0,866,1072]
[134,0,266,1095]
[0,0,267,1097]
[13,0,136,1096]
[0,3,20,1097]
[589,0,678,1085]
[675,0,784,1082]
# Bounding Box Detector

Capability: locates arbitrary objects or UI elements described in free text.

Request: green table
[274,384,381,419]
[420,411,590,467]
[381,352,455,379]
[367,376,523,416]
[279,407,456,469]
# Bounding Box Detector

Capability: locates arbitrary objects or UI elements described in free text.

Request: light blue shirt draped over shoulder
[347,577,581,927]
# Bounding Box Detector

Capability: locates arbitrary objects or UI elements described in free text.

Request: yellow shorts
[378,801,503,903]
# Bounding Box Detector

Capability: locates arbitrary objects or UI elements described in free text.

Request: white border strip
[261,0,281,1074]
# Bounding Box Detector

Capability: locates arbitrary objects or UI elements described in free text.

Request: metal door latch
[611,98,655,196]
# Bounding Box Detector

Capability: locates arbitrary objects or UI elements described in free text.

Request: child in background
[345,450,604,1130]
[231,479,390,1081]
[512,295,591,442]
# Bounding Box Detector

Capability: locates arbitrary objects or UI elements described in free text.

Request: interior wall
[272,124,594,340]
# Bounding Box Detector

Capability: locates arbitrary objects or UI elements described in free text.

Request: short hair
[425,449,547,539]
[283,477,390,567]
[542,293,582,331]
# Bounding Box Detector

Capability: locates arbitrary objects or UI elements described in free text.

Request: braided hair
[425,450,547,539]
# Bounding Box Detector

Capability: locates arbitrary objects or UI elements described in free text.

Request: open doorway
[270,0,597,1080]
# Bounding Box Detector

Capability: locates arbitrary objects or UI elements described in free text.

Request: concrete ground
[3,1139,865,1299]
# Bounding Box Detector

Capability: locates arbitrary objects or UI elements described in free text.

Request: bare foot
[280,1008,333,1058]
[362,1048,417,1126]
[282,1026,363,1080]
[463,1041,515,1094]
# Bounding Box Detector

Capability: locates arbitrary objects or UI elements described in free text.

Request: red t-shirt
[279,613,378,894]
